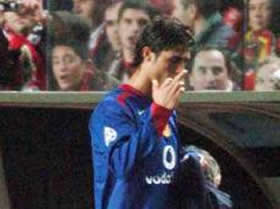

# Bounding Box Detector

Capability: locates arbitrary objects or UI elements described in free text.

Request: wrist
[151,102,172,137]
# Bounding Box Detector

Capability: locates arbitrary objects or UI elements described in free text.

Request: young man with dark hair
[89,17,204,209]
[108,1,159,83]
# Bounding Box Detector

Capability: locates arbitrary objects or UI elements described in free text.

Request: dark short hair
[132,17,194,67]
[181,0,221,18]
[118,1,160,22]
[48,11,90,60]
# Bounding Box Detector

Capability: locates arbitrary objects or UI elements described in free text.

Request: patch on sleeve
[104,127,118,146]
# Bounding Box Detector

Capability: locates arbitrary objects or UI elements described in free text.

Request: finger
[168,70,186,93]
[161,77,173,88]
[169,80,185,96]
[164,81,184,108]
[169,86,185,109]
[173,69,188,83]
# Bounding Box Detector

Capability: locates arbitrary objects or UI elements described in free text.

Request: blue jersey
[89,84,182,209]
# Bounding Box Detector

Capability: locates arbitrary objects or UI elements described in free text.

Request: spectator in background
[91,1,123,73]
[1,0,46,91]
[255,56,280,91]
[108,1,159,83]
[243,0,276,90]
[244,0,275,65]
[189,47,240,91]
[48,11,118,91]
[171,0,238,50]
[50,43,101,91]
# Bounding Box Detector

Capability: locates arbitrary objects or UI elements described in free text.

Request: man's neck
[125,66,152,98]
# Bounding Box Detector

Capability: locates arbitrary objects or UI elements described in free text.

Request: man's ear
[142,46,155,62]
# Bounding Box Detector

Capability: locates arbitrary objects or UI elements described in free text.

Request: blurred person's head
[131,17,194,86]
[255,56,280,91]
[172,0,221,31]
[190,47,233,91]
[248,0,272,32]
[3,1,38,35]
[104,1,123,51]
[48,11,91,44]
[48,11,92,91]
[184,145,222,187]
[118,1,159,62]
[72,0,109,29]
[51,43,91,91]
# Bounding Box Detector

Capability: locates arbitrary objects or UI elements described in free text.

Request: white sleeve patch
[104,127,118,146]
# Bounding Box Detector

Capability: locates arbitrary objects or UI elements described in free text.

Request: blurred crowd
[1,0,280,91]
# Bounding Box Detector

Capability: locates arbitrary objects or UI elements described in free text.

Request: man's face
[104,2,122,51]
[118,8,150,52]
[52,45,85,91]
[248,0,272,31]
[255,62,280,91]
[73,0,95,24]
[4,11,35,34]
[148,48,190,85]
[172,0,194,27]
[190,49,230,91]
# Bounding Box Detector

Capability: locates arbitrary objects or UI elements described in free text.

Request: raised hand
[152,70,187,110]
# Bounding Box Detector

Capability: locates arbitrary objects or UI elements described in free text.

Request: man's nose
[205,71,216,82]
[131,21,140,33]
[57,62,67,72]
[255,6,264,17]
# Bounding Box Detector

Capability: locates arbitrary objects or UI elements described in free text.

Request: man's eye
[249,5,256,11]
[138,19,148,26]
[106,20,114,26]
[198,67,207,74]
[212,67,223,75]
[124,19,132,24]
[52,59,60,65]
[170,57,181,64]
[64,56,75,64]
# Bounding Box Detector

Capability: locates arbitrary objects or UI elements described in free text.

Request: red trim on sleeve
[151,103,172,137]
